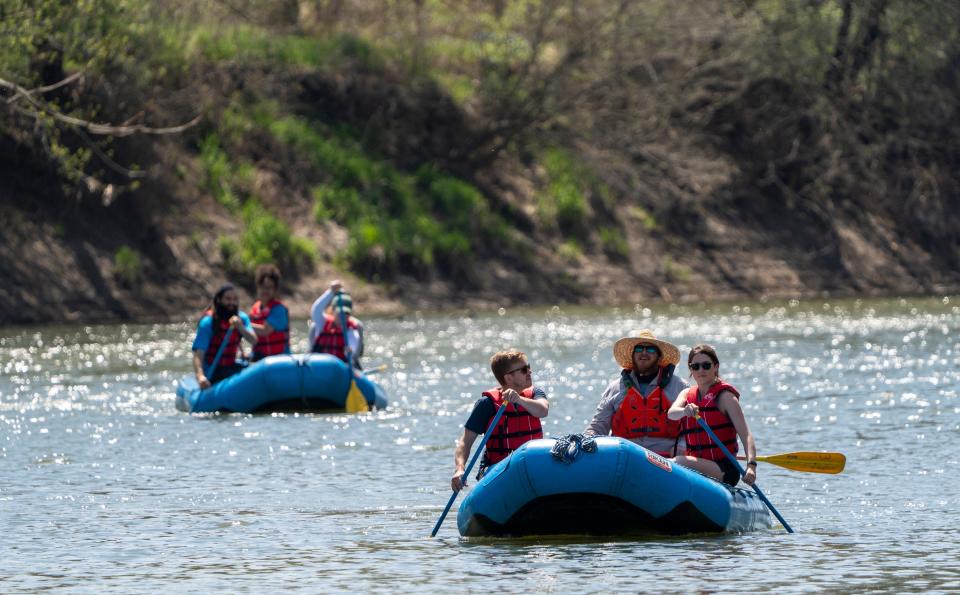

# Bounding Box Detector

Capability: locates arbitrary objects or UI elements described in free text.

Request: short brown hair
[490,350,527,385]
[254,263,281,289]
[687,344,720,367]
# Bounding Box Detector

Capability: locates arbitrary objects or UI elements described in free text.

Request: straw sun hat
[613,329,681,369]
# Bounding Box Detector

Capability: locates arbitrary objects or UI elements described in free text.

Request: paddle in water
[737,451,846,474]
[696,415,795,533]
[337,291,369,413]
[430,403,508,537]
[363,363,389,375]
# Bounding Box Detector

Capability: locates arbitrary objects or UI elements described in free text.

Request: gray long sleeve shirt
[584,370,689,455]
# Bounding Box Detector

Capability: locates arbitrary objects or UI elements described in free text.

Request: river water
[2,297,958,593]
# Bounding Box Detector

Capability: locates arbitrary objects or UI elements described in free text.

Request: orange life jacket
[249,299,290,358]
[312,314,358,362]
[204,313,242,368]
[680,382,741,461]
[482,387,543,466]
[610,369,681,455]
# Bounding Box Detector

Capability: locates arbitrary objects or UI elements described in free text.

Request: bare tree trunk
[847,0,888,84]
[825,0,853,91]
[826,0,888,95]
[613,0,628,83]
[298,0,318,32]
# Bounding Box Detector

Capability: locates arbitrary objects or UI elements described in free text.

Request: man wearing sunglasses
[451,350,550,492]
[584,329,688,457]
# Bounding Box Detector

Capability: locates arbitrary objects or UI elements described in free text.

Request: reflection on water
[2,297,959,592]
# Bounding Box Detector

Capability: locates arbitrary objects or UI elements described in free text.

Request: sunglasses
[506,364,532,375]
[689,362,714,371]
[633,345,659,354]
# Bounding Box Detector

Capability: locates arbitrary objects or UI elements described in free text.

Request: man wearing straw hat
[584,330,688,457]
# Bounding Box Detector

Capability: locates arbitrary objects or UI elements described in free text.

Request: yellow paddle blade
[365,363,388,375]
[754,451,846,474]
[345,379,370,413]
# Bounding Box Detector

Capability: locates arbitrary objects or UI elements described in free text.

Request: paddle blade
[345,379,370,413]
[364,363,388,375]
[757,451,846,474]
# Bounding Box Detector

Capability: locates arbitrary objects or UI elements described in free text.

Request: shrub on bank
[273,115,501,281]
[219,202,315,277]
[114,246,143,288]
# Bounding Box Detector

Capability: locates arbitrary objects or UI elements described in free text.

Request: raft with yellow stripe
[174,353,388,413]
[457,437,773,537]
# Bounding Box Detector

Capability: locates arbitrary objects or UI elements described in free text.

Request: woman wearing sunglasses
[668,344,758,487]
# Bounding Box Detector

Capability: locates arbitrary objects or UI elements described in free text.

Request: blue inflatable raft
[174,353,388,413]
[457,437,773,537]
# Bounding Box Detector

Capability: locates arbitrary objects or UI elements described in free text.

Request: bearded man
[583,330,688,457]
[191,283,258,389]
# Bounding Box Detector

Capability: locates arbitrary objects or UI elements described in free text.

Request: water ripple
[2,296,958,592]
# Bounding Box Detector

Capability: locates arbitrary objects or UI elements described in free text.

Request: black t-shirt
[464,386,547,434]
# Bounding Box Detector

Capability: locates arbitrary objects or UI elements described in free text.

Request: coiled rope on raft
[550,433,598,463]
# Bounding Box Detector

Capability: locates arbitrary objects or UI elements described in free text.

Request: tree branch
[0,76,201,136]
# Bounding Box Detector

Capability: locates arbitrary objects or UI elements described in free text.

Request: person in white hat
[583,329,688,457]
[308,279,365,368]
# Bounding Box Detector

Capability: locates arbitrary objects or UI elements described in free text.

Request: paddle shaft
[695,416,795,533]
[430,403,508,537]
[336,291,355,372]
[203,327,235,382]
[336,291,368,411]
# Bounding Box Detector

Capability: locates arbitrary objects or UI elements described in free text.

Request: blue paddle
[431,402,508,537]
[203,327,234,384]
[696,415,795,533]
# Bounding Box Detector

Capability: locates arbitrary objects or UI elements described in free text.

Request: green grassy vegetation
[218,201,315,278]
[199,126,315,277]
[537,149,588,236]
[199,134,248,212]
[661,255,691,283]
[599,228,629,260]
[627,206,657,231]
[536,148,618,243]
[557,239,583,263]
[262,113,500,281]
[114,246,143,288]
[180,24,380,71]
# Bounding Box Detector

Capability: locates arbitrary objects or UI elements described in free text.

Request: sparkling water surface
[2,297,959,593]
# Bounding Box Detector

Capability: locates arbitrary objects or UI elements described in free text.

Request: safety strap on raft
[551,433,598,464]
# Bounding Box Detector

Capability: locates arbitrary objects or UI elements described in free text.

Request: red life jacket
[203,313,242,368]
[249,299,290,358]
[610,369,682,456]
[681,382,741,461]
[312,314,358,362]
[482,387,543,466]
